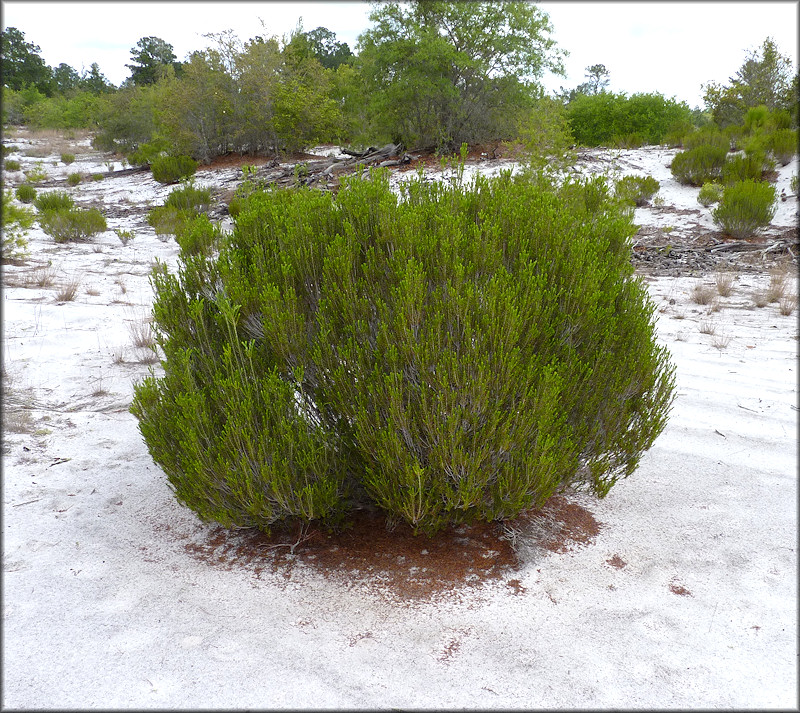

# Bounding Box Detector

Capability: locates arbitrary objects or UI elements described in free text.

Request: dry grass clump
[779,295,797,316]
[751,290,769,308]
[712,333,731,350]
[690,282,715,305]
[699,320,716,335]
[765,269,787,303]
[714,268,735,297]
[54,276,81,302]
[128,316,155,349]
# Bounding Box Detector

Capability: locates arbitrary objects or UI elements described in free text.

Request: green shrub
[66,172,83,187]
[683,127,729,152]
[15,183,37,203]
[664,119,695,147]
[743,105,770,133]
[147,205,191,237]
[3,158,21,171]
[164,181,211,213]
[23,161,48,184]
[615,175,660,206]
[698,182,724,206]
[127,138,171,167]
[2,190,34,260]
[175,213,222,256]
[721,152,769,185]
[131,169,675,536]
[39,207,107,243]
[791,174,798,196]
[712,180,776,239]
[34,191,74,213]
[765,128,798,166]
[567,91,691,147]
[151,155,198,184]
[92,173,104,181]
[670,144,729,186]
[612,132,646,149]
[60,153,76,165]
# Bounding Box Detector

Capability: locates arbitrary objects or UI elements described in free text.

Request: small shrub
[174,213,222,256]
[39,207,107,243]
[744,105,770,133]
[752,290,769,308]
[3,158,21,171]
[15,184,37,203]
[683,128,729,152]
[92,173,104,181]
[698,182,723,206]
[765,129,798,166]
[23,161,48,184]
[1,190,34,260]
[66,172,83,187]
[34,191,74,213]
[116,228,135,245]
[712,180,776,239]
[151,154,198,184]
[615,175,659,206]
[60,153,76,165]
[127,138,171,167]
[147,205,190,237]
[164,181,211,213]
[612,133,646,149]
[765,269,787,303]
[721,152,768,185]
[131,169,676,536]
[670,144,728,186]
[698,320,716,335]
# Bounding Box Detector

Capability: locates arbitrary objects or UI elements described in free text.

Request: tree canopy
[126,36,182,86]
[356,0,565,150]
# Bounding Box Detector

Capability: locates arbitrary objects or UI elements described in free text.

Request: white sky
[2,1,797,108]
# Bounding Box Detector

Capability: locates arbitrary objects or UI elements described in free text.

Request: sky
[2,1,797,108]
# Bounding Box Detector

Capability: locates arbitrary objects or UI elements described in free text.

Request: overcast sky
[2,1,797,108]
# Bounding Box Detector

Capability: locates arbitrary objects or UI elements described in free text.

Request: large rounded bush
[712,179,776,239]
[670,144,729,186]
[151,154,198,184]
[131,170,675,535]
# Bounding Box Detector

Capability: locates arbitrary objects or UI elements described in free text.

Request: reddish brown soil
[178,492,602,603]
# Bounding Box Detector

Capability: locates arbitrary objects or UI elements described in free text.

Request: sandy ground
[2,130,798,709]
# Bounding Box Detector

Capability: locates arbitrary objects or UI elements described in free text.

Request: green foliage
[517,94,575,174]
[670,144,729,186]
[15,183,36,203]
[721,151,769,185]
[21,91,104,130]
[1,189,34,260]
[174,213,222,256]
[151,154,198,184]
[147,205,190,237]
[764,128,798,165]
[23,161,48,184]
[791,174,798,195]
[567,91,692,147]
[683,126,729,152]
[3,159,21,171]
[356,1,565,151]
[39,206,107,242]
[712,179,777,238]
[126,36,181,86]
[703,37,797,127]
[698,182,723,206]
[34,190,74,213]
[60,153,76,165]
[131,169,675,536]
[615,175,660,206]
[1,27,53,94]
[127,138,170,166]
[66,172,83,187]
[164,181,212,212]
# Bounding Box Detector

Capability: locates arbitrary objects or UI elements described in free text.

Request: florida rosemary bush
[151,154,198,184]
[670,144,729,186]
[39,206,107,242]
[131,169,675,536]
[712,179,776,239]
[614,175,660,206]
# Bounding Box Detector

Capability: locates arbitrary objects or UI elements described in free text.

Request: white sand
[2,136,797,709]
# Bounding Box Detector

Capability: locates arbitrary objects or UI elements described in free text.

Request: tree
[584,63,610,95]
[1,27,53,94]
[304,27,354,69]
[52,63,81,94]
[356,1,565,151]
[703,37,797,127]
[126,36,181,86]
[81,62,114,94]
